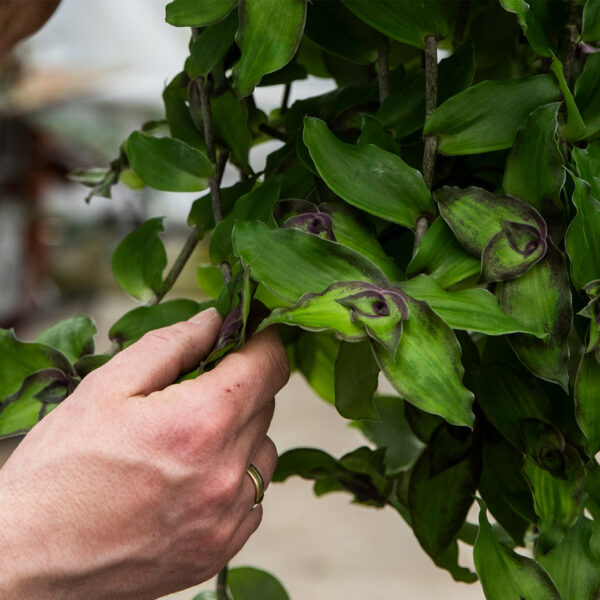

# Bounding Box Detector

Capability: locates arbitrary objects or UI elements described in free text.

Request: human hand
[0,308,290,600]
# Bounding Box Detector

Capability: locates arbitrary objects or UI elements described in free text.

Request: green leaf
[165,0,236,26]
[304,0,388,65]
[303,117,434,229]
[572,142,600,201]
[212,90,252,171]
[111,217,167,303]
[424,74,559,155]
[127,132,213,192]
[575,353,600,457]
[582,0,600,41]
[503,103,566,239]
[228,567,290,600]
[550,55,586,140]
[472,364,556,451]
[163,74,206,150]
[479,429,533,546]
[109,299,205,350]
[274,447,339,482]
[523,446,587,548]
[435,186,548,282]
[321,202,403,281]
[400,274,546,338]
[354,395,424,474]
[185,11,238,78]
[474,498,561,600]
[233,0,307,97]
[358,114,402,156]
[373,295,475,428]
[538,516,600,600]
[0,330,72,402]
[35,316,97,363]
[565,175,600,290]
[497,242,573,389]
[342,0,448,49]
[407,218,480,288]
[294,331,339,404]
[409,430,478,559]
[334,341,379,420]
[74,354,110,378]
[233,221,388,302]
[377,41,475,139]
[575,53,600,144]
[211,181,280,264]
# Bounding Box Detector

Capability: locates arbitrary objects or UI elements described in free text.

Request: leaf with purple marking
[282,212,336,240]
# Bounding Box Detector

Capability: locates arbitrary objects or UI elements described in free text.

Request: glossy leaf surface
[212,90,252,171]
[582,0,600,41]
[35,316,96,363]
[111,217,167,303]
[304,117,434,229]
[575,353,600,457]
[575,53,600,139]
[424,75,558,155]
[233,0,307,97]
[166,0,237,26]
[228,567,290,600]
[127,132,213,192]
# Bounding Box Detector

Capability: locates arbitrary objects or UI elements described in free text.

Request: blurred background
[0,1,483,598]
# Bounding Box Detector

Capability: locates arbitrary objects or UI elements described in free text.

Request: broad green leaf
[0,369,68,437]
[233,221,388,302]
[74,354,110,378]
[163,74,206,150]
[575,353,600,457]
[0,330,72,402]
[342,0,448,49]
[572,142,600,201]
[334,340,379,420]
[185,12,238,78]
[373,296,475,428]
[582,0,600,41]
[35,316,96,363]
[538,516,600,600]
[503,103,566,239]
[127,132,213,192]
[474,499,561,600]
[354,396,424,474]
[228,567,290,600]
[433,540,478,584]
[424,74,559,155]
[295,331,339,404]
[211,180,280,264]
[274,447,339,482]
[111,217,167,303]
[575,53,600,141]
[377,41,475,139]
[407,218,480,288]
[212,90,251,171]
[436,186,548,282]
[523,447,586,548]
[400,274,545,338]
[472,364,555,451]
[479,429,533,546]
[109,300,204,350]
[197,265,224,299]
[321,202,403,281]
[233,0,307,97]
[165,0,236,26]
[358,114,402,156]
[304,0,387,65]
[550,56,585,140]
[498,242,572,389]
[404,403,443,443]
[566,175,600,290]
[409,432,478,559]
[304,117,434,229]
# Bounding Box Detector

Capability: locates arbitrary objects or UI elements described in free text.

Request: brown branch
[378,50,390,103]
[281,82,292,114]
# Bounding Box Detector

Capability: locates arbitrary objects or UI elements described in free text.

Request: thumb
[93,308,222,397]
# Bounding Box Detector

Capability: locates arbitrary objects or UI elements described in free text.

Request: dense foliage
[2,0,600,597]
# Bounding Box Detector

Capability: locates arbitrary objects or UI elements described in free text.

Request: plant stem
[378,50,390,103]
[281,82,291,114]
[258,122,288,142]
[216,565,231,600]
[415,35,439,257]
[563,0,578,87]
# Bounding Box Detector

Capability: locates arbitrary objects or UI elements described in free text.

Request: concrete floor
[1,290,484,600]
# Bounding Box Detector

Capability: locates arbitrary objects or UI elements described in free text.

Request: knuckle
[210,468,240,506]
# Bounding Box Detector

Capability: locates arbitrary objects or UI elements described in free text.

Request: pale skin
[0,308,291,599]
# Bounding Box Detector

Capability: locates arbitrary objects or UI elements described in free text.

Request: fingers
[177,326,290,428]
[87,308,222,397]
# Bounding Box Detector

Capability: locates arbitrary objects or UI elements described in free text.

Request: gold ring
[246,463,265,510]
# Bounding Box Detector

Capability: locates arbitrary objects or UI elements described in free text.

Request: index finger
[176,326,291,427]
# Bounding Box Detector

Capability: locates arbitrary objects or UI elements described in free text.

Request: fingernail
[188,307,220,324]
